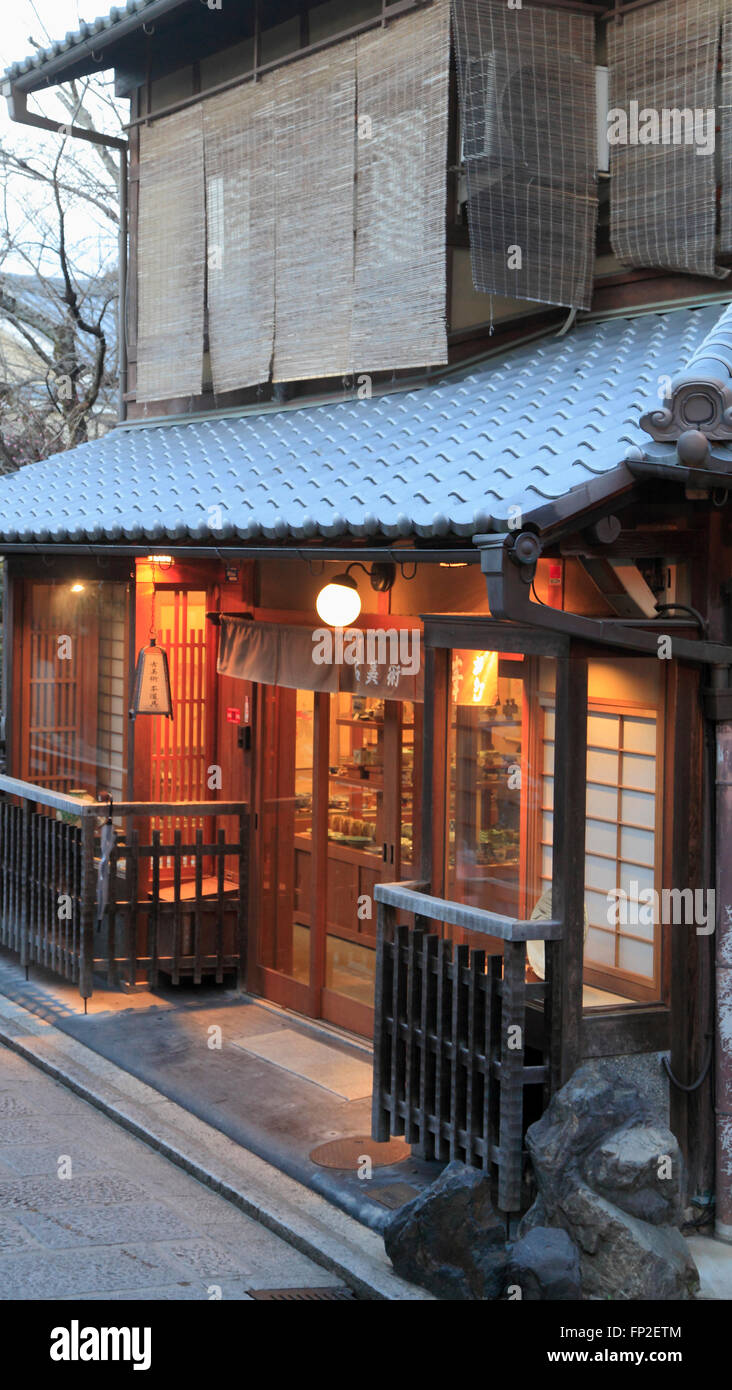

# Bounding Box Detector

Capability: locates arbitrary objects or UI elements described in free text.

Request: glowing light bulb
[70,583,85,593]
[316,575,361,627]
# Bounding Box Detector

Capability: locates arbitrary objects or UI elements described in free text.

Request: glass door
[255,684,318,1016]
[321,693,421,1034]
[253,683,420,1036]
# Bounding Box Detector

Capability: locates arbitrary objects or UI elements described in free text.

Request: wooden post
[237,809,248,989]
[497,940,528,1211]
[127,827,139,988]
[19,798,30,973]
[371,899,392,1141]
[150,828,161,987]
[549,651,588,1088]
[79,813,96,1002]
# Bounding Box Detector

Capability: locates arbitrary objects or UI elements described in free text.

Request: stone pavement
[0,1042,352,1301]
[0,949,441,1229]
[0,983,432,1299]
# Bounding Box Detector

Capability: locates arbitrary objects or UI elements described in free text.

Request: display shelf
[329,774,384,789]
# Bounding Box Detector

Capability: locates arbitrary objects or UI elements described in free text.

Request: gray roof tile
[3,0,160,83]
[0,303,726,547]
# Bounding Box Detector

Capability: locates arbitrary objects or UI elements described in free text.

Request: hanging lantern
[130,638,173,719]
[130,564,173,719]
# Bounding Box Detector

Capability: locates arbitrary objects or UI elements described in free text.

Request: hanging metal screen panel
[136,107,206,402]
[608,0,720,278]
[452,0,597,311]
[719,10,732,254]
[203,82,276,392]
[273,44,356,382]
[351,0,450,372]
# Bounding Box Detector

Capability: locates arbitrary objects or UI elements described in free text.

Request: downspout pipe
[476,531,732,667]
[3,86,129,425]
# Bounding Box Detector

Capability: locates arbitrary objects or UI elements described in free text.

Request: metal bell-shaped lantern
[129,636,173,720]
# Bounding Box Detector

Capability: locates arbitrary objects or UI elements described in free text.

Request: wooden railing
[0,775,249,1002]
[371,880,562,1213]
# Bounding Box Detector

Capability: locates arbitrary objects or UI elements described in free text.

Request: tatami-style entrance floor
[0,950,442,1231]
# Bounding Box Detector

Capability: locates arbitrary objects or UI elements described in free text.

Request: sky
[0,0,93,124]
[0,1,121,279]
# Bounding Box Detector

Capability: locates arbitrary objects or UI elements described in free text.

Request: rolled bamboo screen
[608,0,721,278]
[136,107,206,402]
[351,0,450,372]
[203,83,276,393]
[273,44,357,382]
[452,0,597,311]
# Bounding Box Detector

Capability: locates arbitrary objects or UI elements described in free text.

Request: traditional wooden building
[2,0,732,1233]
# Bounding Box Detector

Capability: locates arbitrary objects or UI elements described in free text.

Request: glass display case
[328,693,385,856]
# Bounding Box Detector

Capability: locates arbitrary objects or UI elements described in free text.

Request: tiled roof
[2,1,174,86]
[0,304,726,547]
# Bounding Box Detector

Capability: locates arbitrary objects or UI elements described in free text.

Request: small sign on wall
[226,707,241,724]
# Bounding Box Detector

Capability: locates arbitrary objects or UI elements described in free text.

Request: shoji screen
[273,44,356,381]
[203,83,276,392]
[452,0,597,310]
[136,107,206,402]
[608,0,720,277]
[540,702,659,996]
[351,0,450,372]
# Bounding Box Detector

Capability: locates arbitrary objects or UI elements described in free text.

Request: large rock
[583,1124,683,1227]
[525,1060,699,1301]
[555,1182,699,1301]
[527,1063,646,1182]
[383,1161,508,1300]
[506,1227,581,1301]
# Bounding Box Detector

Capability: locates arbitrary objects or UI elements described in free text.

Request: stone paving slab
[0,998,432,1299]
[0,1045,353,1302]
[0,951,441,1231]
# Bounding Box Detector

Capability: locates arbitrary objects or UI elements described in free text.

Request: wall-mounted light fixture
[70,582,85,594]
[315,560,397,628]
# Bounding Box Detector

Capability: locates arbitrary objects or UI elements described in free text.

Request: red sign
[226,707,241,724]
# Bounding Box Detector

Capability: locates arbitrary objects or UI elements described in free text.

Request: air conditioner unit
[459,56,610,177]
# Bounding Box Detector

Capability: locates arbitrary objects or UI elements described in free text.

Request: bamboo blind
[452,0,597,311]
[136,107,206,402]
[351,0,450,372]
[608,0,721,278]
[273,44,356,382]
[203,83,276,392]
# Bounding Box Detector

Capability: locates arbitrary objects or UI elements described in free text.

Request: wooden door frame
[250,681,416,1039]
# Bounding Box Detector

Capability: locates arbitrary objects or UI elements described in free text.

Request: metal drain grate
[365,1182,419,1210]
[248,1286,356,1301]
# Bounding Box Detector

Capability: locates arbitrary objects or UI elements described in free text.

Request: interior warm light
[316,574,362,627]
[70,583,85,593]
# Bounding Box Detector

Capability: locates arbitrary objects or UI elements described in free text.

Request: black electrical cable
[662,1034,713,1093]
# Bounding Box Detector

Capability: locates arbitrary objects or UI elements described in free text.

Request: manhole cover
[248,1287,355,1301]
[366,1182,419,1210]
[309,1136,411,1169]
